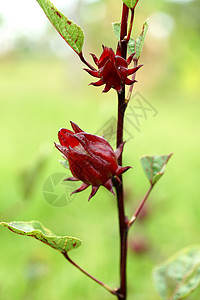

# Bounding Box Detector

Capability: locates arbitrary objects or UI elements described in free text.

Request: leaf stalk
[63,253,117,296]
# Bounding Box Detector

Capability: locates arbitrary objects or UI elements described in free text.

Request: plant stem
[128,184,154,228]
[116,186,128,300]
[115,4,130,300]
[126,59,138,104]
[79,51,96,71]
[63,253,117,296]
[120,4,129,58]
[116,93,128,300]
[126,9,134,44]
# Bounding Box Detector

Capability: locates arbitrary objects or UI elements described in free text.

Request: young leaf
[141,153,173,185]
[128,19,149,59]
[122,0,139,9]
[112,21,134,52]
[36,0,84,54]
[153,246,200,300]
[112,19,149,59]
[0,221,81,254]
[112,22,121,40]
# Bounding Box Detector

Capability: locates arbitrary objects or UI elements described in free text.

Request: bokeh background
[0,0,200,299]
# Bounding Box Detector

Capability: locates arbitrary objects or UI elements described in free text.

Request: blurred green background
[0,0,200,299]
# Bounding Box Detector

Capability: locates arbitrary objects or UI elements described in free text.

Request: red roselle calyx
[84,45,142,93]
[55,121,131,201]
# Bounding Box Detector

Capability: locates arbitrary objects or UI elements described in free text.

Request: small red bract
[84,45,142,93]
[55,121,131,201]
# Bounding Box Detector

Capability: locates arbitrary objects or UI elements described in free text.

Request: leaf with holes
[0,221,81,254]
[36,0,84,54]
[141,153,173,185]
[122,0,139,9]
[153,246,200,300]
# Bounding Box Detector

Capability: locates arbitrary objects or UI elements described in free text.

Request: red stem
[116,94,128,300]
[126,9,134,43]
[120,4,129,58]
[115,4,130,300]
[126,59,138,103]
[128,184,154,228]
[63,253,117,296]
[79,51,96,71]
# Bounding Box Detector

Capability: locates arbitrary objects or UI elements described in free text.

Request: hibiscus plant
[2,1,200,300]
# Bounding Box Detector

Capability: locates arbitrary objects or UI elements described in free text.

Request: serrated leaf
[112,19,149,59]
[122,0,139,9]
[36,0,84,54]
[59,159,69,169]
[141,153,173,185]
[153,246,200,300]
[0,221,81,254]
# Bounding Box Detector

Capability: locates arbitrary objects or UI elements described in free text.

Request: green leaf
[59,159,69,169]
[126,37,136,55]
[0,221,81,254]
[112,19,149,59]
[36,0,84,54]
[122,0,139,9]
[141,153,173,185]
[153,246,200,300]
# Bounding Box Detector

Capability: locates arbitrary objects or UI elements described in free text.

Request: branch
[120,3,129,59]
[115,5,130,299]
[79,52,96,71]
[126,58,138,104]
[128,184,154,228]
[63,253,117,296]
[126,9,134,44]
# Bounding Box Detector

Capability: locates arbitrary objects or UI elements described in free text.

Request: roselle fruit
[55,121,131,201]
